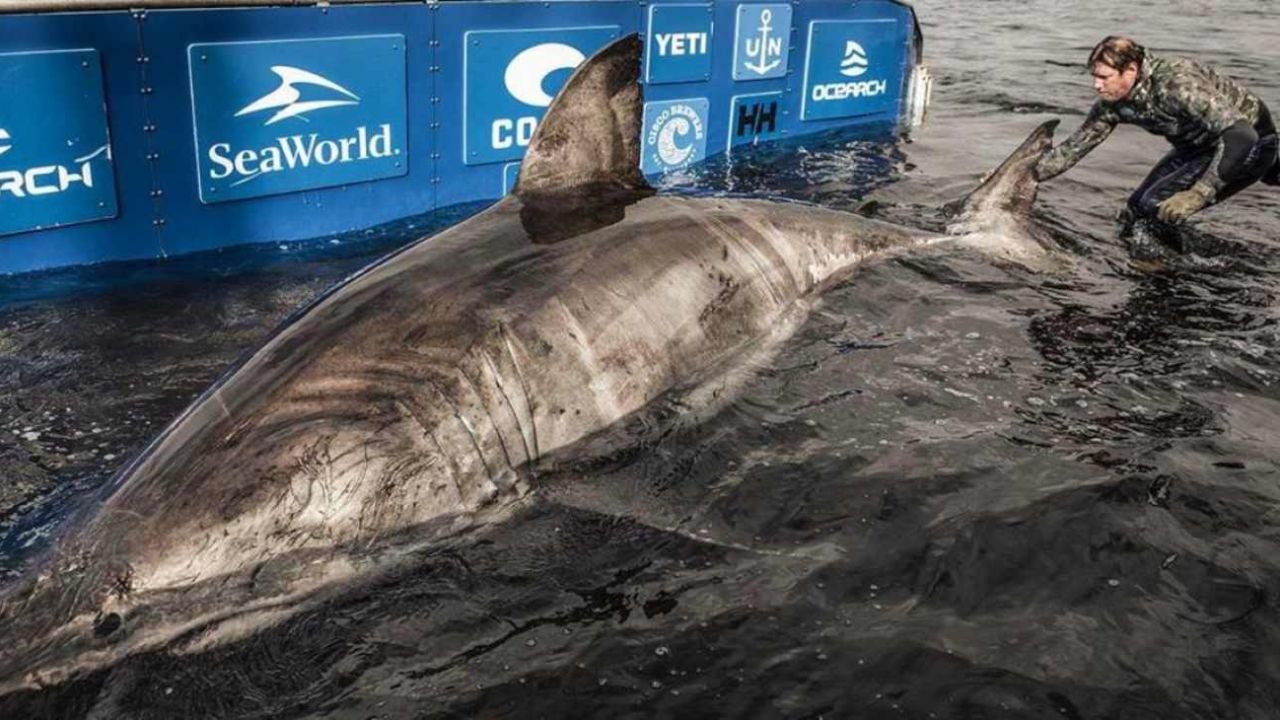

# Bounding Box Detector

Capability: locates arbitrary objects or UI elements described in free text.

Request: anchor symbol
[743,8,782,76]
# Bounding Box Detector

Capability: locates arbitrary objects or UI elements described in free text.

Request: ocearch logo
[235,66,360,126]
[812,37,887,103]
[491,42,586,150]
[839,41,869,78]
[0,129,106,199]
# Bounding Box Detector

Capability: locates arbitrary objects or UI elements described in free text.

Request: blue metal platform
[0,0,927,274]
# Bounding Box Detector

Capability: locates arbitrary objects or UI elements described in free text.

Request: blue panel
[732,3,791,81]
[188,35,408,203]
[644,4,713,85]
[801,19,903,122]
[641,97,709,175]
[502,162,521,194]
[139,4,433,258]
[0,0,919,274]
[0,49,119,237]
[434,0,640,208]
[463,25,620,166]
[727,91,783,152]
[0,11,156,273]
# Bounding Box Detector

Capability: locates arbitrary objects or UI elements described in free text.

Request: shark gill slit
[394,395,475,507]
[417,373,502,500]
[454,350,522,489]
[478,345,537,482]
[498,322,541,465]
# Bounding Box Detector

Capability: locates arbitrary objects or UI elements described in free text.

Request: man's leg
[1120,149,1213,260]
[1126,148,1214,220]
[1218,131,1279,196]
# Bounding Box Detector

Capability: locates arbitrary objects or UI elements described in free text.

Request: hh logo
[464,27,619,166]
[642,98,709,174]
[801,21,901,122]
[728,92,783,151]
[189,35,407,204]
[645,4,713,85]
[733,4,791,81]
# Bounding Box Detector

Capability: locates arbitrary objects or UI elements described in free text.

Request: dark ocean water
[3,1,1280,717]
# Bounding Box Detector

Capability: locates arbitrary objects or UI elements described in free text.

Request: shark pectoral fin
[514,34,652,213]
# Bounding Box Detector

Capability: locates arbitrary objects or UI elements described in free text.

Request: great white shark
[0,35,1060,694]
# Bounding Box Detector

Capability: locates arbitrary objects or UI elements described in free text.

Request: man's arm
[1036,102,1118,181]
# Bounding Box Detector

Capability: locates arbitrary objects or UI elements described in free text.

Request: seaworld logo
[207,125,397,187]
[205,64,400,187]
[234,66,360,126]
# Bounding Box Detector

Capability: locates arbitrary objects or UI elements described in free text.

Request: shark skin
[0,35,1059,695]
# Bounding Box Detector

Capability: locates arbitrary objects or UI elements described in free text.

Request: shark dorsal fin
[514,34,651,198]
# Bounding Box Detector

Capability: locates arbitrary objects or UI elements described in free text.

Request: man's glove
[1156,183,1214,224]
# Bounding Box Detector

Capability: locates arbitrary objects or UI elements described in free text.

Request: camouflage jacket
[1037,53,1267,196]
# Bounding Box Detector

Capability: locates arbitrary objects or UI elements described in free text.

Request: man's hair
[1087,36,1146,71]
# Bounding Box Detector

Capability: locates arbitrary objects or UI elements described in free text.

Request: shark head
[947,119,1060,224]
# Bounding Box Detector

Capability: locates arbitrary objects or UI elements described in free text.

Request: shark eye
[93,611,123,638]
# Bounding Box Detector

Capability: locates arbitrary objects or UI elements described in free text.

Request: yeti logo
[234,66,360,126]
[839,41,869,77]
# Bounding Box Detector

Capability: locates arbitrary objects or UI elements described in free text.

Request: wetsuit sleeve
[1036,103,1118,181]
[1163,71,1251,197]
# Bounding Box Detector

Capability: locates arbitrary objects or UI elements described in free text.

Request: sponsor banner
[188,35,407,204]
[0,49,117,237]
[732,3,791,81]
[464,26,620,166]
[641,97,709,174]
[728,91,783,151]
[801,20,901,122]
[644,4,713,85]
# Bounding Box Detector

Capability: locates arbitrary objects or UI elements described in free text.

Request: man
[1036,36,1278,236]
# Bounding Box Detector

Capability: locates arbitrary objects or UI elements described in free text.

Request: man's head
[1087,36,1145,101]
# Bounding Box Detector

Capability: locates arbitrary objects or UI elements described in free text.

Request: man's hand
[1156,183,1214,223]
